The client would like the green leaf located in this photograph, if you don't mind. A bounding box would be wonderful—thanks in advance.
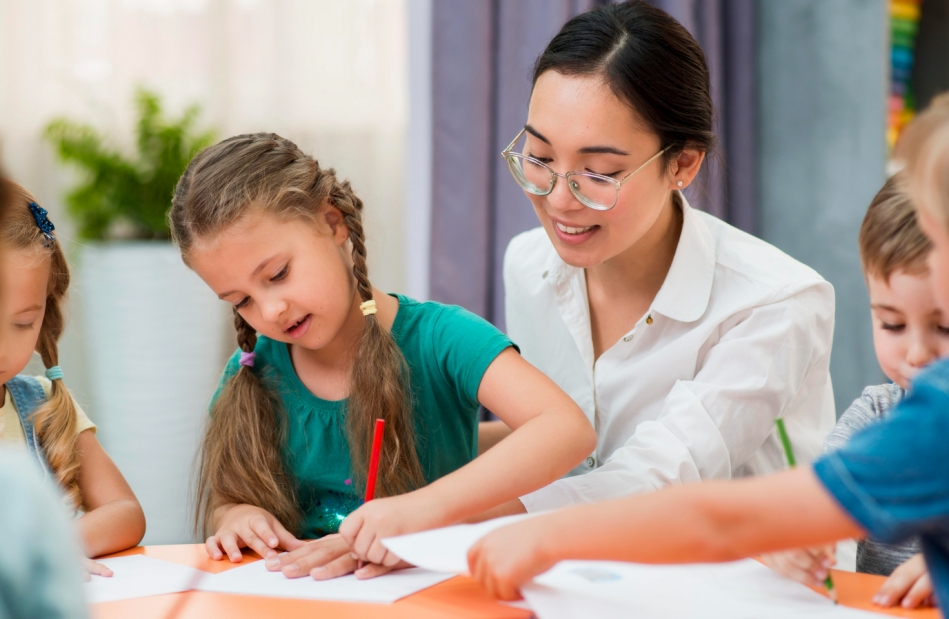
[44,88,217,240]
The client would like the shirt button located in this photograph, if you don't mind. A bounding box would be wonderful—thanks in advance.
[585,456,595,467]
[542,270,549,279]
[623,334,633,342]
[646,314,653,325]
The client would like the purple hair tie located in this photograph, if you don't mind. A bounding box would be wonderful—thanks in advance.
[239,351,256,367]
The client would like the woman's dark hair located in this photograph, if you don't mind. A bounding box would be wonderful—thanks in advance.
[533,0,715,168]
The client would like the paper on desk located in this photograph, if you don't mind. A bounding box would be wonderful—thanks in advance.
[381,514,536,573]
[524,559,884,619]
[83,555,207,604]
[196,560,453,603]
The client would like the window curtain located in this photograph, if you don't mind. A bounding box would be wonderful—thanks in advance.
[429,0,759,329]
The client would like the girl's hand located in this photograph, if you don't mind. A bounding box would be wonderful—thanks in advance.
[206,504,304,563]
[760,545,836,587]
[267,534,404,580]
[468,518,558,601]
[873,554,935,608]
[339,492,445,567]
[83,558,113,580]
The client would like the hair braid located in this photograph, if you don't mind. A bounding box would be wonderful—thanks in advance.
[326,177,425,496]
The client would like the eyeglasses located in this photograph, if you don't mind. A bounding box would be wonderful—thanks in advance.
[500,128,667,211]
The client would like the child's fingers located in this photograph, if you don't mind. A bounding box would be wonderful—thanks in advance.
[205,536,225,561]
[271,536,350,574]
[311,553,359,580]
[338,511,363,547]
[363,538,389,566]
[272,520,304,552]
[350,529,376,563]
[901,573,934,608]
[874,554,927,607]
[243,533,275,560]
[218,531,244,563]
[247,518,280,557]
[354,562,394,580]
[84,559,114,578]
[281,540,350,579]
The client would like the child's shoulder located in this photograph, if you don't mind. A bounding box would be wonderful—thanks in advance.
[393,294,501,335]
[857,382,906,417]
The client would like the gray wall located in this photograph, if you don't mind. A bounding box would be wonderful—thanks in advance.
[757,0,887,414]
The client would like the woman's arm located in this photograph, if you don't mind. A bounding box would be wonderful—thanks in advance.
[469,467,864,600]
[340,348,596,565]
[75,430,146,557]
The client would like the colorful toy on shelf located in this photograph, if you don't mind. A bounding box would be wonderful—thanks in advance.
[888,0,922,152]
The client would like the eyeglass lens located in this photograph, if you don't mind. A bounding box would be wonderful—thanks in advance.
[506,155,616,210]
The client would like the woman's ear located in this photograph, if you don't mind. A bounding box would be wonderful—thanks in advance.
[670,148,706,190]
[323,206,350,246]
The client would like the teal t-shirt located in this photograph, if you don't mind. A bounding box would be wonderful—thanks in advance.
[213,294,515,538]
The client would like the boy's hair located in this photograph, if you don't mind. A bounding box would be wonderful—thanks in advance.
[896,93,949,224]
[859,173,931,281]
[0,179,82,509]
[170,133,425,536]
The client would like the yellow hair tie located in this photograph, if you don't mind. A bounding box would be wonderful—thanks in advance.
[359,300,378,316]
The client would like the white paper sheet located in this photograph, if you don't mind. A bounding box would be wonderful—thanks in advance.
[83,555,207,604]
[526,559,885,619]
[381,514,535,573]
[196,560,453,603]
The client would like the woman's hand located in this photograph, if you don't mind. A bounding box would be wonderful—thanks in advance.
[206,504,304,563]
[339,491,446,568]
[82,557,113,580]
[873,554,935,608]
[267,534,404,580]
[760,546,836,587]
[467,517,558,601]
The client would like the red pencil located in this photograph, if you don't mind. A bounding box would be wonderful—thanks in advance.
[357,418,385,571]
[365,418,385,503]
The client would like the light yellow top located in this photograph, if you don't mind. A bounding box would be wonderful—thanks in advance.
[0,376,96,446]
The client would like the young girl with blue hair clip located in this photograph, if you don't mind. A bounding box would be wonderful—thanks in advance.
[0,180,145,574]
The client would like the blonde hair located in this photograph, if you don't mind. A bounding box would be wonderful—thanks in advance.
[859,173,931,281]
[896,93,949,225]
[170,133,425,536]
[0,179,82,509]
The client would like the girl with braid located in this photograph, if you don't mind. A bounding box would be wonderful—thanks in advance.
[170,133,595,580]
[0,180,146,575]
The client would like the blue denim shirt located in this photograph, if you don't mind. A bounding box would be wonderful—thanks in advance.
[814,358,949,607]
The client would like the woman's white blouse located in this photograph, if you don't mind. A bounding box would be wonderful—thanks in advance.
[506,199,836,512]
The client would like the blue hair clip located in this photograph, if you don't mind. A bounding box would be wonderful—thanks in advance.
[28,202,56,245]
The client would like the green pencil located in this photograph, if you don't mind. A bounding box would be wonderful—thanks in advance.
[775,418,838,604]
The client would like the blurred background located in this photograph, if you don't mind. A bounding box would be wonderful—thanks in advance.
[1,0,947,544]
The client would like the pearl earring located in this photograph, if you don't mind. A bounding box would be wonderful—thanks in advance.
[676,180,683,187]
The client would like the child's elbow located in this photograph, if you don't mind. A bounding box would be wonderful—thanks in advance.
[125,498,147,547]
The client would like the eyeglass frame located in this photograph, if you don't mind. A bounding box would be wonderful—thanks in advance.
[500,127,668,211]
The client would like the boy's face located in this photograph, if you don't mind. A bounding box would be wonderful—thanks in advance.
[868,267,949,389]
[917,205,949,317]
[0,247,48,389]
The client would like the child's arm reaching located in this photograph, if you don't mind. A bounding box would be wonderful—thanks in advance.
[75,429,146,558]
[339,347,596,568]
[468,467,863,600]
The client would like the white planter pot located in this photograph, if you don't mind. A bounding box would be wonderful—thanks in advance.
[76,242,227,544]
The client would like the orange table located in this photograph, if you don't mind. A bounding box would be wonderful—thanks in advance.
[91,545,939,619]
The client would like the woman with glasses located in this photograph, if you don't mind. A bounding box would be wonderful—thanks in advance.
[480,1,836,518]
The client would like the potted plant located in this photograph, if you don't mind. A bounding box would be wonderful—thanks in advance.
[46,89,223,544]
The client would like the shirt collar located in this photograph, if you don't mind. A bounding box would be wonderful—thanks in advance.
[650,194,716,323]
[544,192,716,324]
